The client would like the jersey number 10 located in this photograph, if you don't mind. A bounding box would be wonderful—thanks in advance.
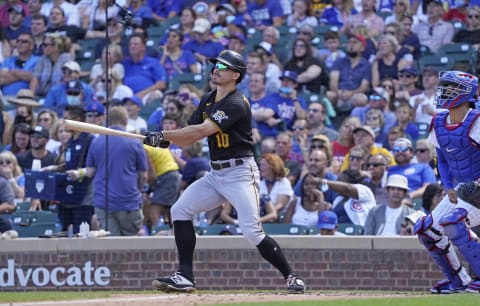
[215,132,230,148]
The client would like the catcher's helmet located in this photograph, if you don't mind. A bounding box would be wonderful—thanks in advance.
[436,71,478,109]
[209,50,247,82]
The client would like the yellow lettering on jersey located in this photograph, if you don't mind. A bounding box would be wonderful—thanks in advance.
[215,132,230,148]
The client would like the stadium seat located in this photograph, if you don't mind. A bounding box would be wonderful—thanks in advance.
[13,222,60,238]
[337,223,364,235]
[412,198,424,211]
[168,73,206,91]
[196,224,241,235]
[417,54,452,72]
[150,224,171,235]
[262,223,309,235]
[15,201,31,212]
[10,211,58,227]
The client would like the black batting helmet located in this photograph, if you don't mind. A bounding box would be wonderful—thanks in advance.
[209,50,247,82]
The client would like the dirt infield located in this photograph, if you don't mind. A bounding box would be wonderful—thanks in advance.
[2,292,426,306]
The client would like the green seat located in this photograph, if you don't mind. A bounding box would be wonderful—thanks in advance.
[15,201,31,212]
[76,38,102,60]
[13,222,60,238]
[412,198,424,211]
[10,211,58,226]
[196,224,240,235]
[418,54,452,72]
[337,223,364,235]
[262,223,309,235]
[168,73,206,91]
[150,224,171,235]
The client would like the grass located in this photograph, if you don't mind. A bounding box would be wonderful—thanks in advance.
[0,291,478,305]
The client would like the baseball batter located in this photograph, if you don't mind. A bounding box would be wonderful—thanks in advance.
[143,50,306,294]
[414,71,480,294]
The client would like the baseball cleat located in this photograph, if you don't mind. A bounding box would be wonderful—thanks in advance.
[430,279,467,294]
[152,272,196,293]
[286,273,305,294]
[466,279,480,293]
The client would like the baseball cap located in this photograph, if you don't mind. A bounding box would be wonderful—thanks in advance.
[8,4,25,16]
[422,66,439,75]
[255,41,273,55]
[85,101,105,115]
[192,1,209,15]
[371,87,390,101]
[353,125,375,138]
[216,3,236,15]
[30,125,50,139]
[229,32,246,44]
[66,81,83,95]
[386,174,409,191]
[317,211,338,230]
[399,66,417,76]
[312,134,330,145]
[349,34,367,48]
[192,18,211,34]
[393,137,412,148]
[279,70,298,83]
[123,95,143,108]
[62,61,81,73]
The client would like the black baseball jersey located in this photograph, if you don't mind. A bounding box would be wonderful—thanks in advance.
[188,89,254,161]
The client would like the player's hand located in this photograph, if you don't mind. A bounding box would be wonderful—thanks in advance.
[144,131,170,148]
[447,188,458,204]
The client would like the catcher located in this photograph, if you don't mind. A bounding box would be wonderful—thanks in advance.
[414,71,480,294]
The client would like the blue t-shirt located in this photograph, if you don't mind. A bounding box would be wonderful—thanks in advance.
[331,56,371,90]
[147,0,183,18]
[388,163,437,192]
[147,107,165,131]
[319,7,357,27]
[86,126,147,211]
[181,156,210,185]
[1,55,40,95]
[43,81,95,116]
[122,56,167,93]
[183,39,224,59]
[162,50,196,79]
[247,0,284,27]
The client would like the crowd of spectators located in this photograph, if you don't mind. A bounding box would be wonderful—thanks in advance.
[0,0,478,237]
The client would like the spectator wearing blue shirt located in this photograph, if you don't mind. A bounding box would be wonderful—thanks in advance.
[326,34,371,112]
[43,61,95,117]
[160,27,199,80]
[122,33,167,104]
[265,70,306,135]
[147,0,183,22]
[5,5,30,45]
[180,141,210,191]
[0,32,39,96]
[183,18,224,66]
[247,0,284,28]
[388,138,436,199]
[81,106,148,236]
[128,0,154,27]
[319,1,358,27]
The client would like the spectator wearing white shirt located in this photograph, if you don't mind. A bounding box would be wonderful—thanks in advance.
[41,0,80,27]
[363,174,416,236]
[122,95,147,134]
[410,66,440,124]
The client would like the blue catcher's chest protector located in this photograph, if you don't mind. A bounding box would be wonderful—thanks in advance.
[433,110,480,185]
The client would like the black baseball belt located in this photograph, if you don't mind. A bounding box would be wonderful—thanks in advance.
[210,159,244,170]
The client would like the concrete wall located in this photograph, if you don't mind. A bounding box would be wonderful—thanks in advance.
[0,236,451,292]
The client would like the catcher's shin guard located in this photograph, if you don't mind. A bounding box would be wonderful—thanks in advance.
[414,215,471,288]
[440,208,480,276]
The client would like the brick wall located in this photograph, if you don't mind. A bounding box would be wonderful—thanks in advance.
[0,236,453,292]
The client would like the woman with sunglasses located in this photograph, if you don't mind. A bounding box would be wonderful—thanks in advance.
[31,34,73,97]
[453,6,480,49]
[0,151,25,200]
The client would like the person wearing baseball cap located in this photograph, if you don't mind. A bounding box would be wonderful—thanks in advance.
[410,66,439,125]
[84,101,105,126]
[388,137,436,198]
[340,125,395,172]
[364,174,417,236]
[122,96,147,134]
[42,60,95,116]
[184,18,223,64]
[317,211,345,236]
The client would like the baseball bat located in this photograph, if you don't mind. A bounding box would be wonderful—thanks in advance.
[64,119,145,140]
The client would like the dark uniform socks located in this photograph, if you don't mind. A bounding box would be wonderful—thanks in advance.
[256,235,293,279]
[173,220,196,282]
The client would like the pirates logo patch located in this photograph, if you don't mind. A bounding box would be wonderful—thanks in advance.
[212,110,229,123]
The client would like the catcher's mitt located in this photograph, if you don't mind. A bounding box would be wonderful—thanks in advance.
[457,181,480,208]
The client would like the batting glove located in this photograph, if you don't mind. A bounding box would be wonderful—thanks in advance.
[144,131,170,148]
